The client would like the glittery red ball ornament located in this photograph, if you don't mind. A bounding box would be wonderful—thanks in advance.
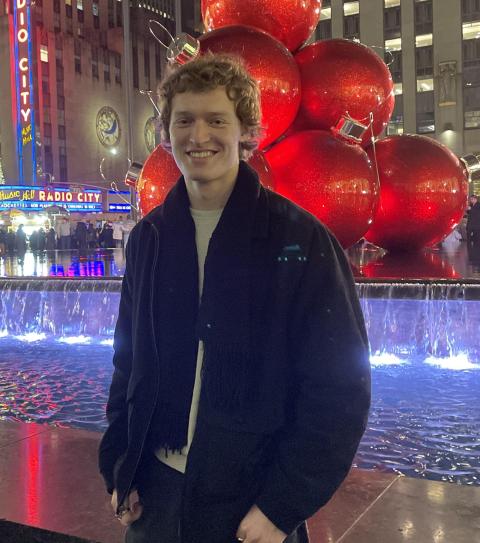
[265,130,379,248]
[294,39,395,146]
[199,25,301,149]
[138,145,276,216]
[137,145,179,217]
[364,135,469,252]
[201,0,322,53]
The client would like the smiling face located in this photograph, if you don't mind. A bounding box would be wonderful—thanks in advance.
[169,86,247,187]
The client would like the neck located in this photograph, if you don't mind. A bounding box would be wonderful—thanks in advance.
[185,164,239,211]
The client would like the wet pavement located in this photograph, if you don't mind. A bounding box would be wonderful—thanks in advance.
[0,421,478,543]
[1,240,480,281]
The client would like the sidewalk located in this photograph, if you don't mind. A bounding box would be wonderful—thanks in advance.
[0,421,478,543]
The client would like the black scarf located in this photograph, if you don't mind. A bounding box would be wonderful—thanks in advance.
[149,161,262,451]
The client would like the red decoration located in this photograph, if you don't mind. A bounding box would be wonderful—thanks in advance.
[294,39,395,146]
[265,130,379,248]
[137,145,179,217]
[138,145,276,216]
[364,135,469,252]
[201,0,322,53]
[199,25,301,149]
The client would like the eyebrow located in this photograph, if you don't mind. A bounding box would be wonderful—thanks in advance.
[172,111,232,117]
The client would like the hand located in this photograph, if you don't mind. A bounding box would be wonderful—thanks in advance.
[236,504,287,543]
[111,488,143,527]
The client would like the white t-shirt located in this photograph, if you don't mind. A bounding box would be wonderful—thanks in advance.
[155,206,223,473]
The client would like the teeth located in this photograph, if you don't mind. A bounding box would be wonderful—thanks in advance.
[189,151,215,158]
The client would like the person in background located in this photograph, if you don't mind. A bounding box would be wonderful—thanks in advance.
[112,216,125,249]
[15,224,27,264]
[76,219,88,250]
[57,218,71,250]
[29,229,39,252]
[99,54,370,543]
[100,222,114,248]
[6,227,16,254]
[37,228,46,252]
[46,227,57,251]
[466,195,480,244]
[87,222,98,249]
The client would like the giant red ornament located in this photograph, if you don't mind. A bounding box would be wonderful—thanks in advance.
[265,130,379,248]
[294,39,395,146]
[137,145,275,216]
[199,25,301,149]
[364,135,468,252]
[201,0,322,53]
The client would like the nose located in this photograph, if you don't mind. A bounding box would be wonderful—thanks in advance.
[189,120,211,145]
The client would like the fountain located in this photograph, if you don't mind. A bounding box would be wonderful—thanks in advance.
[0,276,479,485]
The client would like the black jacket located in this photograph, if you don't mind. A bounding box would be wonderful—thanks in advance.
[98,169,371,541]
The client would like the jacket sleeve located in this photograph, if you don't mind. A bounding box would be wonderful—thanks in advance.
[98,230,136,493]
[255,224,371,534]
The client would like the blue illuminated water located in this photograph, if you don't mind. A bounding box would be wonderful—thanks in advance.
[1,283,479,485]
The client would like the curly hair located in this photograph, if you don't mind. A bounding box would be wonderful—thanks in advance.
[157,53,262,160]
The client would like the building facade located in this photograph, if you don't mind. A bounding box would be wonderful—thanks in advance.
[0,0,200,190]
[316,0,480,170]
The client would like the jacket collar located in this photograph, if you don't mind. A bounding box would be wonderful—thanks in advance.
[143,160,269,239]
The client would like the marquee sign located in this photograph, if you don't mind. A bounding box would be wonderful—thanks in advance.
[0,186,103,212]
[8,0,37,183]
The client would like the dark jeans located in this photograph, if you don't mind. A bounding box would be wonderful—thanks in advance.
[125,457,309,543]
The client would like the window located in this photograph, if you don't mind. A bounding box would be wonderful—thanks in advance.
[387,93,403,135]
[384,6,401,40]
[92,2,99,16]
[58,125,66,140]
[56,65,64,82]
[44,123,52,137]
[144,39,150,88]
[40,45,48,62]
[344,14,360,40]
[463,36,480,128]
[108,0,114,27]
[462,0,480,22]
[41,62,49,77]
[414,0,432,35]
[116,2,122,26]
[317,19,332,40]
[103,49,111,83]
[416,45,433,76]
[53,0,60,13]
[58,95,65,110]
[93,63,99,79]
[114,52,121,84]
[416,90,435,133]
[387,50,403,83]
[78,8,84,23]
[74,39,81,74]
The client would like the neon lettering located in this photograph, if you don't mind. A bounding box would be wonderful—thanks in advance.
[20,108,30,122]
[17,28,28,43]
[19,58,28,71]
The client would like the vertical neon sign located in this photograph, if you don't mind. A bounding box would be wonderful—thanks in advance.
[10,0,37,185]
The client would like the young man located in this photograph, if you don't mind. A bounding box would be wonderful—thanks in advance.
[99,54,371,543]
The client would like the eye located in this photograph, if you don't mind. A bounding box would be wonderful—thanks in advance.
[210,118,226,126]
[174,118,191,126]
